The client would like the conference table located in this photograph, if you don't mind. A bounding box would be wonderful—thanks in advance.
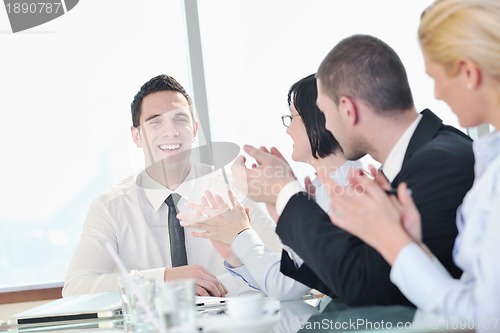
[1,295,476,333]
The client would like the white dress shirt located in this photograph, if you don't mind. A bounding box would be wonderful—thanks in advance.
[62,163,281,297]
[225,161,361,300]
[391,131,500,327]
[382,114,422,182]
[314,160,362,211]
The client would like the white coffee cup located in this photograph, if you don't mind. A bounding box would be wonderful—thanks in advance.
[227,294,264,320]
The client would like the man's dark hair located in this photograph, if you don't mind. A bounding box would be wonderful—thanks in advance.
[316,34,414,115]
[131,74,193,127]
[288,74,341,158]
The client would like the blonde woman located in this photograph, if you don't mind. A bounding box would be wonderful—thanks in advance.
[324,0,500,326]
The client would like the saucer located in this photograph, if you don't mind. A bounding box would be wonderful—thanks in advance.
[198,313,280,333]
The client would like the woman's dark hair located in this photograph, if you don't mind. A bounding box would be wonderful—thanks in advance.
[287,74,341,158]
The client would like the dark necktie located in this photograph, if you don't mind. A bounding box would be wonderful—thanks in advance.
[165,193,188,267]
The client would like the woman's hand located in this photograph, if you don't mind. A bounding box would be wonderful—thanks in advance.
[178,190,251,245]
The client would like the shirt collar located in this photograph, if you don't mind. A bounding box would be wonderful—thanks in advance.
[382,114,422,182]
[312,160,362,187]
[139,166,197,211]
[473,130,500,177]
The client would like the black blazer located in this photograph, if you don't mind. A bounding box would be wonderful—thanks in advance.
[276,109,475,306]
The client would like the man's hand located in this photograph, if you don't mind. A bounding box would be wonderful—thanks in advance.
[164,264,228,297]
[368,165,422,243]
[178,190,251,245]
[231,145,296,204]
[318,167,416,265]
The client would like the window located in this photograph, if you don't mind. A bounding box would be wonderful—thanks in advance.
[197,0,462,178]
[1,0,473,292]
[0,0,190,290]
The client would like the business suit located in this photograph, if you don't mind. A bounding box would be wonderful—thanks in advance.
[276,109,475,306]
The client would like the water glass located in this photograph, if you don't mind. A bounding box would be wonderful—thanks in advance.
[155,279,196,333]
[119,274,157,332]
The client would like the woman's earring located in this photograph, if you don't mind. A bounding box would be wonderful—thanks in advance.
[466,83,473,90]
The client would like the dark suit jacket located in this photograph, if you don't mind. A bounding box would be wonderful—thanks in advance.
[276,109,474,306]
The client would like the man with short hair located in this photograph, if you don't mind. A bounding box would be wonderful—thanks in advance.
[63,74,281,297]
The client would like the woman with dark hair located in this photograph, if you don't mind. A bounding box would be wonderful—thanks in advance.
[178,74,359,300]
[283,73,360,212]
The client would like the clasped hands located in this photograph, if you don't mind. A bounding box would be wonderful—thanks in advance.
[226,143,423,265]
[177,189,251,269]
[175,143,297,274]
[178,142,422,275]
[177,189,250,245]
[168,190,247,297]
[230,145,297,204]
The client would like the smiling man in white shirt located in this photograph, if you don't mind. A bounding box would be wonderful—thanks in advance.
[63,74,280,297]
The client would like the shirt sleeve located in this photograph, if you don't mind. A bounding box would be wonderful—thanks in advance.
[239,195,282,254]
[139,267,167,285]
[224,261,260,290]
[474,195,500,323]
[63,197,168,296]
[276,180,304,215]
[281,244,305,268]
[390,242,454,314]
[63,199,123,296]
[277,181,308,268]
[228,229,311,301]
[391,242,488,324]
[392,191,500,324]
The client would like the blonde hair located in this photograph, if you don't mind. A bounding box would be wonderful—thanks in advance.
[419,0,500,85]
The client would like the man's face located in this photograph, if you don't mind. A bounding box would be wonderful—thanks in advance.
[132,90,198,170]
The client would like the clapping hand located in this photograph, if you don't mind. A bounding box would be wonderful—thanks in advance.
[177,190,249,267]
[318,165,420,265]
[231,145,297,204]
